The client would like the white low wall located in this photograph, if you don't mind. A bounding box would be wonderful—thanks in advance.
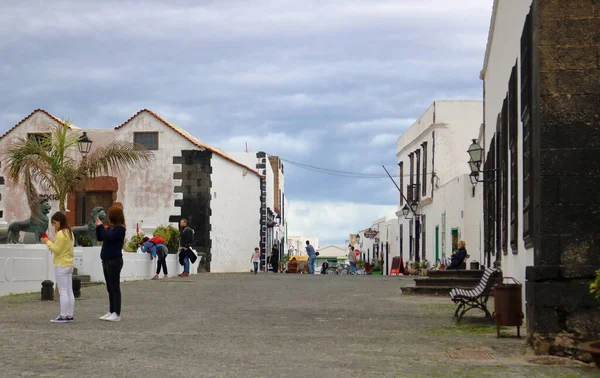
[74,247,199,282]
[1,245,199,296]
[0,244,54,297]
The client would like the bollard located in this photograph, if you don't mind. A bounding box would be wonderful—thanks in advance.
[41,280,54,301]
[72,277,81,298]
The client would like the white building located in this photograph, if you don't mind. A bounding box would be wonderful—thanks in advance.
[0,109,262,273]
[230,152,288,271]
[354,216,399,274]
[479,0,599,356]
[287,235,319,255]
[395,101,483,267]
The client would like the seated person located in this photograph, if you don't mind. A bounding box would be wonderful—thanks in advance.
[447,241,468,269]
[321,261,329,274]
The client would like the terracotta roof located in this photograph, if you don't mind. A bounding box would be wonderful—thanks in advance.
[114,109,263,178]
[0,109,80,141]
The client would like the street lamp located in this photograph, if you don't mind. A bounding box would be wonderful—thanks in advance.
[77,132,93,225]
[276,214,281,226]
[77,132,93,157]
[467,139,483,169]
[466,139,500,185]
[355,233,361,244]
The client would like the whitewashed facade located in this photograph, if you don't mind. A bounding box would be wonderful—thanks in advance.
[396,101,483,267]
[0,109,263,273]
[479,0,533,304]
[356,216,400,274]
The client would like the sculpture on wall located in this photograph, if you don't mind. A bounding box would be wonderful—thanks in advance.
[7,197,52,244]
[72,206,106,246]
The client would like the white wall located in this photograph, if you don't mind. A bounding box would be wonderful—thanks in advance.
[210,154,261,272]
[0,245,198,296]
[398,175,482,266]
[74,248,198,282]
[481,0,534,312]
[0,111,69,229]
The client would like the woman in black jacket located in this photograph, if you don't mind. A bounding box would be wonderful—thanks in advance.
[96,205,126,322]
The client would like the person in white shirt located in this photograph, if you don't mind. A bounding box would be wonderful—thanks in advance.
[348,249,358,274]
[251,247,261,274]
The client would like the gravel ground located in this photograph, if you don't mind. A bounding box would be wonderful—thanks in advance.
[0,273,597,378]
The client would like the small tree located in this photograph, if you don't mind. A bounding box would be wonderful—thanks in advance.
[5,121,153,212]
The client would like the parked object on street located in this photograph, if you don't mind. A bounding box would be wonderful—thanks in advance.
[492,277,524,338]
[449,267,501,324]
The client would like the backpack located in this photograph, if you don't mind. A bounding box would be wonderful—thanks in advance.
[149,236,165,245]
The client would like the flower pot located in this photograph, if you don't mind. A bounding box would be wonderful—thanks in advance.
[372,271,382,275]
[579,340,600,369]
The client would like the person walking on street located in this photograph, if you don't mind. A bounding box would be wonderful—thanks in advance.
[251,247,261,274]
[271,243,279,273]
[305,240,316,274]
[41,212,75,323]
[348,249,358,274]
[178,219,194,277]
[96,206,126,322]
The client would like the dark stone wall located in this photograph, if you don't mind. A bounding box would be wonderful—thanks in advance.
[256,152,267,270]
[170,150,212,272]
[527,0,600,359]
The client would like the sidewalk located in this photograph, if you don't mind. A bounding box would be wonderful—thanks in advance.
[0,273,595,377]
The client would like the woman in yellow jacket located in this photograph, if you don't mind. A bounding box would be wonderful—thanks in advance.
[41,212,75,323]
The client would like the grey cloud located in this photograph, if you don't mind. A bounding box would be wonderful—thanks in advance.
[0,0,492,242]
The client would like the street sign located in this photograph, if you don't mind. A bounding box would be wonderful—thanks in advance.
[363,228,378,239]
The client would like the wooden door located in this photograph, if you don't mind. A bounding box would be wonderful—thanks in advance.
[76,191,113,225]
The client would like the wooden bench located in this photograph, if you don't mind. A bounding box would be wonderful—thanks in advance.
[449,267,501,324]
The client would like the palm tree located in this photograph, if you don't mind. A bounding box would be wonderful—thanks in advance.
[4,120,154,213]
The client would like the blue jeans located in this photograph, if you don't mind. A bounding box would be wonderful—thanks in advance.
[253,262,258,274]
[183,256,190,274]
[350,261,357,273]
[308,255,316,274]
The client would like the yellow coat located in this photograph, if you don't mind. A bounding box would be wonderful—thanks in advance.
[45,230,74,267]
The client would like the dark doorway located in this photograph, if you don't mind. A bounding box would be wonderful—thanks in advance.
[76,191,113,226]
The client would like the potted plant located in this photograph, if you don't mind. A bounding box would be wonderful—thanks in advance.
[579,269,600,368]
[278,259,287,273]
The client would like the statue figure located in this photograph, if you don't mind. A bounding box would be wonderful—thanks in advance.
[72,206,106,246]
[7,198,52,243]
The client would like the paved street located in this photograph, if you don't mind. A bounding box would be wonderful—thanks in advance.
[0,273,596,378]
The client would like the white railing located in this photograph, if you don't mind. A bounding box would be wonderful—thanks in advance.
[1,245,199,296]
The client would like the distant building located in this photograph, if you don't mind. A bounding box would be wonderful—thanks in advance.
[396,100,483,267]
[0,109,263,273]
[287,235,319,255]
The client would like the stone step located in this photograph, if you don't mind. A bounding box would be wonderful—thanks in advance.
[73,275,91,283]
[414,277,481,288]
[402,286,454,296]
[427,270,485,279]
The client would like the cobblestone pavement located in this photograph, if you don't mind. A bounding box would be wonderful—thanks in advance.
[0,273,597,378]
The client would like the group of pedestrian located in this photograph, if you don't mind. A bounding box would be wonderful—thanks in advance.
[252,240,318,274]
[41,205,195,324]
[41,205,126,323]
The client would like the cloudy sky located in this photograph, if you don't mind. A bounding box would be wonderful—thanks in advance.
[0,0,492,245]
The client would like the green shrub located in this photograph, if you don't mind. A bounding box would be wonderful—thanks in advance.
[124,233,145,252]
[153,225,180,254]
[78,235,92,247]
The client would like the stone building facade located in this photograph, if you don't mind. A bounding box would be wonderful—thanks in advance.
[0,109,263,273]
[480,0,599,358]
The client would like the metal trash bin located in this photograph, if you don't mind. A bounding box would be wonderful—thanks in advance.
[470,261,480,270]
[492,277,524,338]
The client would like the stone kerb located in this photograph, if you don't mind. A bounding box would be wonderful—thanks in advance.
[0,244,54,296]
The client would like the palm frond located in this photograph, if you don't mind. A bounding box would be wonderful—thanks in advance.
[83,140,154,177]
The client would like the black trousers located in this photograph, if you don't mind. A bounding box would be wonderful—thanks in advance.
[102,258,123,315]
[271,257,279,272]
[156,257,168,275]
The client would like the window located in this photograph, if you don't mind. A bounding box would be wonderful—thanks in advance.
[409,153,414,186]
[421,214,426,260]
[422,142,428,196]
[500,97,509,255]
[27,133,51,144]
[431,132,435,198]
[399,162,404,205]
[509,63,519,253]
[521,10,534,248]
[134,132,159,150]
